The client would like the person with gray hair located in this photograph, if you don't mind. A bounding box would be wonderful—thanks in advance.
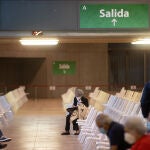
[124,116,150,150]
[61,88,89,135]
[96,113,131,150]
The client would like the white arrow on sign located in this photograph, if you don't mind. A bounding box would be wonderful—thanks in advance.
[111,19,117,26]
[83,5,87,10]
[63,70,66,74]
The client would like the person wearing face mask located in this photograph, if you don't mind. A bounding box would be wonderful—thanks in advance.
[61,88,89,135]
[96,113,131,150]
[140,81,150,132]
[124,116,150,150]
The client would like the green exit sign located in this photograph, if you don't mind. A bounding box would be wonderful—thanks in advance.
[80,4,149,28]
[52,61,76,75]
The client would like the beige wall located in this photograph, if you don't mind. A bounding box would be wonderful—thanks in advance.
[0,43,108,98]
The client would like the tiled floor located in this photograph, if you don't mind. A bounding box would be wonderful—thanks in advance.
[2,99,82,150]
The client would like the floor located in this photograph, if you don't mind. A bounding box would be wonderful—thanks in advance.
[2,99,82,150]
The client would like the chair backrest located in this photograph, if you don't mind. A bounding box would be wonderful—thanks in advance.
[62,90,75,104]
[83,107,95,124]
[123,90,134,100]
[0,96,11,112]
[5,92,16,106]
[120,99,129,113]
[116,87,126,98]
[88,109,98,127]
[130,102,140,115]
[125,101,136,115]
[93,87,100,94]
[115,98,124,111]
[93,91,110,111]
[103,95,118,114]
[91,90,101,100]
[136,92,142,102]
[131,92,139,101]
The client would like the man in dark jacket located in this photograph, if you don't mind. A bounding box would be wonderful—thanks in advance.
[61,89,89,135]
[140,81,150,118]
[140,81,150,132]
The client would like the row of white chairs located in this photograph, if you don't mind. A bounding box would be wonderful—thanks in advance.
[0,86,28,128]
[103,95,141,124]
[78,88,111,149]
[5,86,28,113]
[89,87,141,103]
[116,87,142,102]
[89,87,110,111]
[79,87,143,150]
[77,107,110,150]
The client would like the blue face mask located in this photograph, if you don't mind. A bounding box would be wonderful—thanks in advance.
[147,121,150,132]
[99,128,106,134]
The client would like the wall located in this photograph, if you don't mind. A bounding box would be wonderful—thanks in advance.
[0,43,108,98]
[108,43,150,90]
[0,58,21,94]
[47,43,108,97]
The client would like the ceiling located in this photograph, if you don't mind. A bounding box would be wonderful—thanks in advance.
[0,31,150,44]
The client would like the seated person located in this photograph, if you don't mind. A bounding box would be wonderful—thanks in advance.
[124,116,150,150]
[96,113,131,150]
[61,88,89,135]
[0,129,11,149]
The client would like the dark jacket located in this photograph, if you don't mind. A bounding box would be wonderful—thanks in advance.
[107,122,131,150]
[73,96,89,107]
[141,82,150,118]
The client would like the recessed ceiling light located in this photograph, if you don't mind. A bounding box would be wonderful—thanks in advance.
[132,38,150,44]
[19,39,59,45]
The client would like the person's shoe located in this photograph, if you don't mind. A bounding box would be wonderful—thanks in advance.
[0,136,12,142]
[61,131,70,135]
[74,130,80,135]
[0,143,7,149]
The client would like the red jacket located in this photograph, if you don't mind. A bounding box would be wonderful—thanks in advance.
[131,135,150,150]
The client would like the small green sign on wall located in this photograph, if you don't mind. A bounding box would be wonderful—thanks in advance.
[52,61,76,75]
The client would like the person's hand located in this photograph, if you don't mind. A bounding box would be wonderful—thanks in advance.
[78,103,82,106]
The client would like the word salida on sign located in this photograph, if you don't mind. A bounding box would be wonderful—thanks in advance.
[59,64,70,70]
[99,9,129,18]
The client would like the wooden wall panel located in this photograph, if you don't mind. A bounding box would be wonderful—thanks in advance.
[0,43,108,98]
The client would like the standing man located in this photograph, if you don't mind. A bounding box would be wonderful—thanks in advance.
[61,89,89,135]
[140,81,150,131]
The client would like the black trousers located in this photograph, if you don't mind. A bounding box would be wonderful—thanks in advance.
[0,130,3,137]
[65,113,79,131]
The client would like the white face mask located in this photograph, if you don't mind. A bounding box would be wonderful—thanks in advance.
[124,133,136,144]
